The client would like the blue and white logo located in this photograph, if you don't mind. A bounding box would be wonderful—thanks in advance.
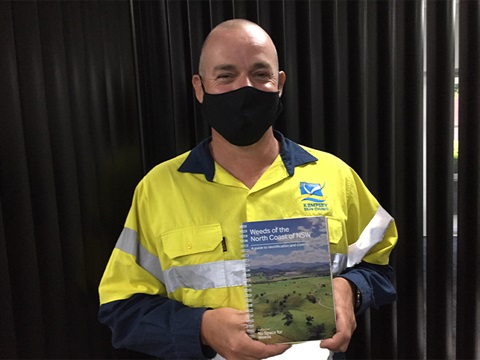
[300,182,326,203]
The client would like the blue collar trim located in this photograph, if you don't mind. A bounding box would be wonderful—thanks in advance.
[177,131,318,182]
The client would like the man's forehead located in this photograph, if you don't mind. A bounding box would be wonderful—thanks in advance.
[207,29,268,52]
[198,21,279,75]
[206,33,277,67]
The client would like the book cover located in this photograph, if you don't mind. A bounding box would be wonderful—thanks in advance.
[242,216,336,344]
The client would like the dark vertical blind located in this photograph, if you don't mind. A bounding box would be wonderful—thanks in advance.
[426,1,455,358]
[1,0,479,359]
[0,1,143,358]
[393,1,426,358]
[456,1,480,359]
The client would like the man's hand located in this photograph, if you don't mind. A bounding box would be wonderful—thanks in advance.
[320,277,357,353]
[201,307,291,360]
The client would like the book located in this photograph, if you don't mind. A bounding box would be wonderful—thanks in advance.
[242,216,336,344]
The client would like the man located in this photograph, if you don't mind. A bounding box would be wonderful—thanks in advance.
[98,19,397,360]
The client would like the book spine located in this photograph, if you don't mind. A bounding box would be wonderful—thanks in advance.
[241,223,257,339]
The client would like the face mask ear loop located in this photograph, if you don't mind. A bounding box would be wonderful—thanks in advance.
[199,75,206,94]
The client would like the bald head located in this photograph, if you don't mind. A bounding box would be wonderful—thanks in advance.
[198,19,279,77]
[192,19,285,103]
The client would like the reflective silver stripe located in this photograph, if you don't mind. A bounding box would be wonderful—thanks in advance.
[115,228,246,293]
[331,253,348,276]
[347,206,393,267]
[115,227,165,284]
[164,260,246,293]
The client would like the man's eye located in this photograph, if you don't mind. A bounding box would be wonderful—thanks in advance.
[255,72,271,79]
[217,74,233,79]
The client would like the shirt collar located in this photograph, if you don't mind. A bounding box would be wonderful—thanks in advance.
[177,131,318,182]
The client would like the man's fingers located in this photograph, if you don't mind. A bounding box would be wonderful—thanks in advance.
[320,334,349,353]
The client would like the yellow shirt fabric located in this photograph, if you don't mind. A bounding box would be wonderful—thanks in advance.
[99,134,397,312]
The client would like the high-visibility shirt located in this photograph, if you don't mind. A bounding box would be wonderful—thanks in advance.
[98,131,397,359]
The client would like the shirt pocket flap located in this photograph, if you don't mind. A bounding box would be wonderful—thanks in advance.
[327,217,348,254]
[162,224,223,259]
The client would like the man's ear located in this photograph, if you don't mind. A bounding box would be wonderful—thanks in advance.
[192,75,204,103]
[278,71,286,97]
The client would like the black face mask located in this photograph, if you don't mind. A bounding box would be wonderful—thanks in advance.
[201,86,283,146]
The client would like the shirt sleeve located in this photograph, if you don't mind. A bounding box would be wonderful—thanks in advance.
[338,261,397,315]
[98,180,217,359]
[341,168,398,314]
[98,294,217,359]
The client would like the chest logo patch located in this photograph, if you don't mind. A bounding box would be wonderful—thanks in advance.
[300,182,325,202]
[300,182,329,212]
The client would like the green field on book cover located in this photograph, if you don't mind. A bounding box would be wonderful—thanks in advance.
[242,216,336,344]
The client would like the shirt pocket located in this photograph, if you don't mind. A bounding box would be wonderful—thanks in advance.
[161,224,225,268]
[326,217,348,255]
[160,224,231,308]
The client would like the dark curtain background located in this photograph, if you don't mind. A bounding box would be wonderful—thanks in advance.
[0,0,478,359]
[0,1,143,358]
[456,1,480,359]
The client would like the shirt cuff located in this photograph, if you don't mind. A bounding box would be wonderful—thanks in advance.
[172,307,217,359]
[337,272,371,315]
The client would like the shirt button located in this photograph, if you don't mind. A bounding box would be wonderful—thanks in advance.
[187,242,193,249]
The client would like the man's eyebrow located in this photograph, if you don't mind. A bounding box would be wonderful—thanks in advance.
[212,64,237,72]
[249,61,273,71]
[212,62,273,73]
